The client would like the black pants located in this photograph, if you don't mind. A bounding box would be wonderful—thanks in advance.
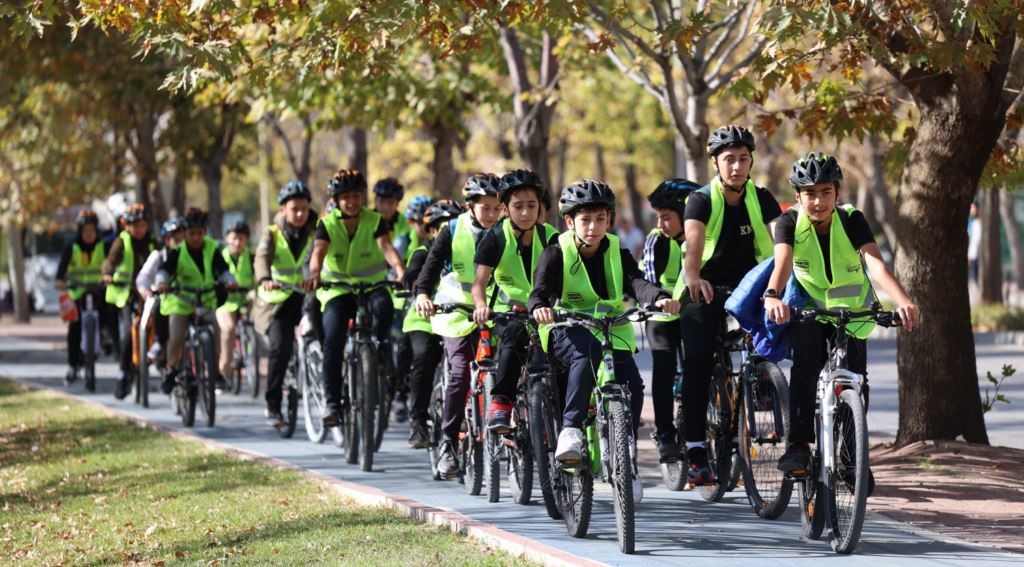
[322,290,394,413]
[265,292,306,411]
[394,323,412,397]
[646,319,683,437]
[489,318,536,401]
[407,330,443,423]
[116,301,137,375]
[66,291,113,367]
[789,320,868,444]
[679,295,727,443]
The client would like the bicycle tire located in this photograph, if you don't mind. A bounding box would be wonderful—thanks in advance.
[199,330,217,428]
[556,464,593,538]
[699,366,732,501]
[529,378,562,518]
[180,364,197,428]
[739,361,793,519]
[303,341,329,443]
[280,385,299,438]
[508,385,533,506]
[136,318,150,408]
[428,365,445,481]
[484,372,501,503]
[608,398,636,554]
[464,428,485,496]
[661,401,688,491]
[246,325,261,399]
[800,478,826,540]
[359,343,377,472]
[344,348,360,464]
[373,350,390,452]
[83,314,97,393]
[230,335,243,395]
[826,389,869,554]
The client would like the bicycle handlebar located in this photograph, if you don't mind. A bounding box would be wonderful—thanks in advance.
[548,306,670,329]
[792,306,902,328]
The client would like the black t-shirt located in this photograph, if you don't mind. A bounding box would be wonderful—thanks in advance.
[774,207,875,281]
[474,219,558,283]
[314,213,390,242]
[684,186,782,287]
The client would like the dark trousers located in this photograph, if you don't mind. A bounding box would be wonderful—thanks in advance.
[66,291,113,367]
[489,319,535,401]
[394,324,412,397]
[116,301,137,375]
[679,295,727,443]
[550,326,644,434]
[322,290,394,412]
[408,330,444,423]
[646,319,683,437]
[789,320,868,444]
[265,292,305,410]
[441,333,478,440]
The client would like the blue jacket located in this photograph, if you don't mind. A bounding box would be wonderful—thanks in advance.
[723,257,807,362]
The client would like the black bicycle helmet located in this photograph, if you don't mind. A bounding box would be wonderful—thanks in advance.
[225,220,250,237]
[423,199,464,230]
[372,177,405,200]
[182,207,208,229]
[122,204,147,224]
[160,217,183,239]
[559,179,616,216]
[498,169,544,204]
[328,168,367,196]
[76,210,99,227]
[707,124,756,157]
[277,181,312,205]
[462,173,501,201]
[648,178,700,215]
[405,195,434,221]
[790,152,843,187]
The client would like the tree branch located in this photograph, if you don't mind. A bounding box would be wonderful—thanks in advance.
[580,25,666,104]
[699,1,745,77]
[707,33,768,92]
[705,1,756,84]
[269,113,302,179]
[589,2,666,64]
[498,25,531,120]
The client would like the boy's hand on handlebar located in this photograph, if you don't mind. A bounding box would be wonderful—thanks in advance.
[654,298,680,315]
[415,294,435,318]
[532,307,554,325]
[765,297,790,324]
[473,305,492,326]
[896,302,919,331]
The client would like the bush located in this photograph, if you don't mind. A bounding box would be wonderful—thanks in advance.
[971,304,1024,331]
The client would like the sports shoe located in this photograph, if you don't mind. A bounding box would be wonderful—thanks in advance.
[64,366,80,386]
[408,420,430,449]
[656,430,682,461]
[214,374,229,394]
[322,409,341,428]
[686,446,715,486]
[555,427,586,462]
[632,476,644,504]
[113,373,131,400]
[393,398,410,424]
[486,395,513,432]
[777,443,811,474]
[266,410,286,428]
[160,369,177,395]
[146,342,162,362]
[437,439,459,477]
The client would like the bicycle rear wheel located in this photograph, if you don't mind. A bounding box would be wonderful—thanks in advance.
[826,389,869,554]
[358,344,378,472]
[507,387,533,505]
[373,350,390,452]
[303,341,329,443]
[245,325,261,398]
[800,477,826,540]
[83,314,97,393]
[344,347,360,464]
[230,336,243,395]
[699,366,733,501]
[739,361,792,519]
[556,464,593,538]
[463,430,485,496]
[528,378,561,518]
[608,398,636,554]
[198,330,217,428]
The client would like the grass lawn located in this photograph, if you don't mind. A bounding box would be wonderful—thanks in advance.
[0,379,534,565]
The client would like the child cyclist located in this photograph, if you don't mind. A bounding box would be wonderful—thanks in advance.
[470,169,559,433]
[640,178,700,459]
[529,179,681,502]
[216,221,254,391]
[413,174,503,476]
[136,216,185,366]
[403,199,461,449]
[763,152,919,475]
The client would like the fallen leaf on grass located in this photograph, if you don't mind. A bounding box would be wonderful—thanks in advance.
[144,524,158,537]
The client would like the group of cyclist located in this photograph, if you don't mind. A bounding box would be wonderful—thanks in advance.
[56,123,921,523]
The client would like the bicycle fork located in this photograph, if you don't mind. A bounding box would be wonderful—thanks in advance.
[816,369,864,477]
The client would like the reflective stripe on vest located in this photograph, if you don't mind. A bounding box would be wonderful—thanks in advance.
[539,232,636,352]
[106,232,153,308]
[219,247,253,313]
[258,225,312,305]
[792,204,876,339]
[317,208,387,308]
[160,237,218,316]
[639,229,683,322]
[67,241,106,301]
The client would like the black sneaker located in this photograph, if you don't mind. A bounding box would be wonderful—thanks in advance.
[322,409,341,428]
[656,431,682,461]
[777,443,812,474]
[408,421,430,449]
[215,374,229,393]
[394,398,410,424]
[64,366,80,386]
[686,446,715,486]
[100,328,115,357]
[161,369,177,395]
[113,373,131,400]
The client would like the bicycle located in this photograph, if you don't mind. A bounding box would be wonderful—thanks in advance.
[426,359,449,481]
[653,347,687,491]
[548,306,667,555]
[135,291,160,408]
[789,305,900,554]
[162,284,220,428]
[66,281,104,393]
[325,280,406,472]
[226,293,261,397]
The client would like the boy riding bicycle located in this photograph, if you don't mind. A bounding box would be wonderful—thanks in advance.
[216,221,254,391]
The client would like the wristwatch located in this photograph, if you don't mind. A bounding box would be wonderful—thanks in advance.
[762,288,779,299]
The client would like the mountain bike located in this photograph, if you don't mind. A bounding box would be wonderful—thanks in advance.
[226,294,260,397]
[427,360,449,481]
[654,346,687,491]
[163,284,220,428]
[789,305,900,554]
[66,281,104,393]
[135,291,160,407]
[549,306,667,555]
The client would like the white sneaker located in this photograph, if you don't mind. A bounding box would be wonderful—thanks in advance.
[632,476,644,504]
[555,427,585,462]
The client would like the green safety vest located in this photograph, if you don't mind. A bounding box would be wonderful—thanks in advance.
[316,208,388,308]
[401,243,433,334]
[539,232,636,353]
[389,213,413,311]
[160,237,219,316]
[218,247,253,313]
[67,241,106,301]
[672,178,774,300]
[257,225,312,305]
[106,232,154,308]
[792,204,876,339]
[639,229,683,322]
[431,213,484,338]
[493,219,556,312]
[405,230,421,263]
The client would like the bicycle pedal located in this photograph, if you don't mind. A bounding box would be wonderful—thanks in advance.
[788,468,807,479]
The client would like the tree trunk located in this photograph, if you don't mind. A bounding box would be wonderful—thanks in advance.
[202,164,224,238]
[554,135,568,195]
[893,94,1002,446]
[426,121,461,200]
[863,134,899,250]
[348,127,368,175]
[258,118,274,229]
[999,188,1024,302]
[673,132,688,179]
[978,187,1002,304]
[623,158,647,233]
[681,92,710,183]
[170,156,186,216]
[5,221,30,322]
[594,143,606,181]
[129,101,168,224]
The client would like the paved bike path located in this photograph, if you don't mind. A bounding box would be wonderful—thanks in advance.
[1,332,1020,566]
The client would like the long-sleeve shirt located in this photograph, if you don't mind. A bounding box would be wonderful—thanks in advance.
[254,211,318,284]
[102,234,155,279]
[135,249,166,293]
[527,237,670,314]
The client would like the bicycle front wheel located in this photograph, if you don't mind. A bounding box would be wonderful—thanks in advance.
[427,365,445,481]
[739,361,792,519]
[826,389,869,554]
[136,319,150,407]
[357,344,378,472]
[529,378,562,518]
[245,325,261,398]
[198,330,217,428]
[484,372,501,503]
[303,341,329,443]
[607,398,636,554]
[83,315,97,393]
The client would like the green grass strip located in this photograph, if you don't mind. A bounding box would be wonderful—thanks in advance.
[0,379,534,566]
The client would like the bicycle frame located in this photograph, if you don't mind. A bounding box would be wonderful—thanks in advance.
[814,325,867,479]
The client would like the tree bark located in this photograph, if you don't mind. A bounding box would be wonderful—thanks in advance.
[170,155,186,216]
[623,158,647,233]
[673,132,688,179]
[129,99,167,225]
[4,221,30,322]
[594,143,606,182]
[258,117,274,229]
[347,127,368,175]
[554,136,568,194]
[426,121,461,200]
[978,187,1003,304]
[999,188,1024,298]
[195,103,239,238]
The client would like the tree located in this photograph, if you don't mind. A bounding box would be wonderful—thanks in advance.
[763,1,1024,445]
